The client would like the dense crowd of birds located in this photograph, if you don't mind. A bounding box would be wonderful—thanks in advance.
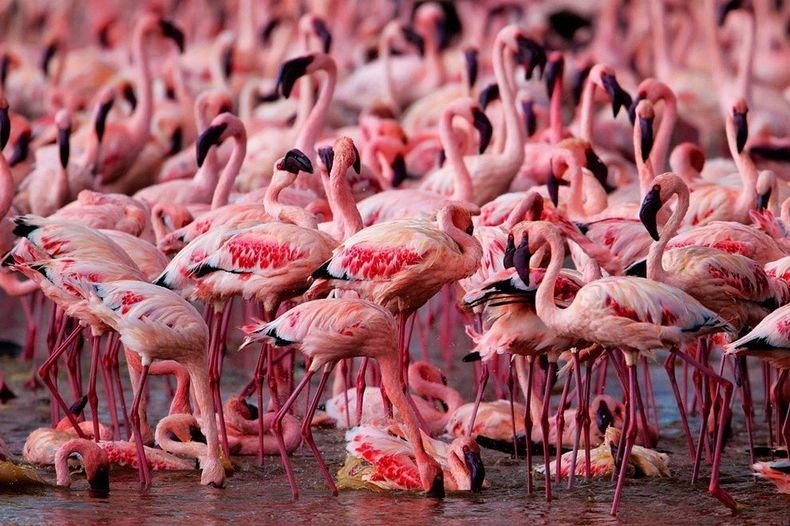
[0,0,788,515]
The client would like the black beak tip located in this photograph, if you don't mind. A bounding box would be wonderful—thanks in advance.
[462,351,482,363]
[317,146,334,174]
[547,169,560,207]
[282,148,313,174]
[88,466,110,497]
[465,450,485,493]
[472,108,492,154]
[351,143,361,174]
[276,55,314,99]
[159,20,185,53]
[312,18,332,54]
[426,473,445,498]
[639,186,663,241]
[196,122,227,167]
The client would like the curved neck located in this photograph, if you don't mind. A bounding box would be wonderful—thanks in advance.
[380,29,399,112]
[492,34,523,157]
[701,0,727,86]
[155,418,208,460]
[549,78,563,144]
[726,120,758,219]
[294,64,336,156]
[649,0,670,81]
[651,96,676,173]
[378,353,435,480]
[440,114,473,202]
[0,153,13,218]
[438,211,482,273]
[734,14,755,102]
[410,375,464,418]
[210,130,246,209]
[533,226,568,329]
[647,180,689,282]
[264,170,317,228]
[635,128,655,197]
[578,78,598,143]
[129,25,155,144]
[328,155,363,240]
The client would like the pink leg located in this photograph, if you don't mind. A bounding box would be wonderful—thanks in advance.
[664,351,696,461]
[610,361,639,515]
[643,355,659,432]
[299,366,338,495]
[466,363,489,436]
[38,326,85,437]
[508,360,518,459]
[568,351,587,488]
[253,342,267,466]
[735,356,755,465]
[20,294,36,361]
[99,335,120,440]
[555,368,571,484]
[207,309,229,457]
[87,335,102,441]
[582,358,593,479]
[763,363,774,450]
[274,368,316,499]
[524,356,535,494]
[130,362,152,488]
[108,337,131,440]
[540,360,557,502]
[355,357,369,426]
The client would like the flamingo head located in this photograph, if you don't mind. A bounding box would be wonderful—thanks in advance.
[635,99,655,163]
[544,52,564,99]
[503,232,516,269]
[401,25,426,57]
[446,436,486,492]
[521,99,536,137]
[277,148,313,174]
[275,54,320,98]
[0,94,9,150]
[463,47,478,89]
[599,68,632,118]
[584,145,614,193]
[515,36,546,80]
[731,98,749,153]
[93,86,115,143]
[421,457,445,498]
[477,82,499,110]
[639,183,663,241]
[158,19,185,53]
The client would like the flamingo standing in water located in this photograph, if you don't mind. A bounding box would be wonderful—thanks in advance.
[240,298,445,499]
[70,280,224,489]
[54,438,110,495]
[516,221,734,514]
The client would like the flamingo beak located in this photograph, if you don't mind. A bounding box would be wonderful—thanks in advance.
[628,92,645,125]
[238,337,255,351]
[390,154,408,188]
[0,104,10,150]
[425,472,445,498]
[639,184,663,241]
[547,166,561,207]
[7,131,30,166]
[122,83,137,111]
[243,399,260,420]
[40,41,58,77]
[513,232,531,287]
[159,20,185,53]
[190,425,208,444]
[402,26,425,57]
[58,125,71,169]
[260,18,281,45]
[601,73,633,118]
[465,449,485,493]
[472,107,493,154]
[351,142,361,174]
[639,114,655,162]
[733,109,748,153]
[544,55,564,99]
[279,148,313,174]
[515,36,547,80]
[221,46,233,80]
[477,83,499,110]
[168,126,184,156]
[463,48,478,89]
[757,187,771,211]
[88,464,110,497]
[503,232,515,269]
[585,148,614,193]
[275,55,315,99]
[595,401,615,434]
[312,18,332,54]
[95,97,114,143]
[521,100,536,137]
[196,122,228,167]
[318,146,334,174]
[462,351,481,362]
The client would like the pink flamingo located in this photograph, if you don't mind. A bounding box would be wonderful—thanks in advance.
[220,397,302,456]
[72,280,224,488]
[518,220,735,513]
[339,424,485,493]
[54,438,109,495]
[240,298,446,498]
[133,112,246,209]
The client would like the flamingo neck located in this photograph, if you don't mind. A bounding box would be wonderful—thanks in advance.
[647,178,689,282]
[649,0,670,81]
[439,212,483,273]
[734,14,755,103]
[726,120,758,219]
[294,64,336,156]
[578,77,598,143]
[186,361,223,482]
[328,159,363,240]
[701,0,727,87]
[0,153,13,218]
[411,376,464,420]
[492,37,523,159]
[440,113,473,202]
[549,79,563,144]
[533,225,568,330]
[380,31,398,112]
[129,24,155,145]
[264,170,317,228]
[210,129,246,209]
[377,354,436,482]
[651,94,676,172]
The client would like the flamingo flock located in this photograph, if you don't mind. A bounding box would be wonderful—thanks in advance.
[0,0,788,518]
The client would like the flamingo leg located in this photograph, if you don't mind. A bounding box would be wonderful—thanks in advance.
[540,360,556,502]
[108,336,131,440]
[355,357,369,426]
[466,362,489,437]
[735,356,755,465]
[568,350,587,488]
[555,367,571,484]
[508,359,518,459]
[207,309,230,458]
[253,342,267,466]
[610,358,639,515]
[664,350,696,460]
[99,334,120,440]
[20,294,36,362]
[87,335,102,441]
[274,368,316,499]
[300,365,338,495]
[774,370,789,453]
[582,358,593,479]
[524,356,535,494]
[38,325,85,437]
[763,363,774,450]
[130,362,152,489]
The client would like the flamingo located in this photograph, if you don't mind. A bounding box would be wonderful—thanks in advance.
[515,220,735,513]
[53,438,109,495]
[240,298,445,498]
[69,280,224,489]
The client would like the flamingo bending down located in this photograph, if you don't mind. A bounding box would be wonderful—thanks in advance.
[338,424,485,493]
[54,438,110,495]
[70,280,224,489]
[240,298,445,499]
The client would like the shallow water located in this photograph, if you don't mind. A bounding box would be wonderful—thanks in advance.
[1,344,788,525]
